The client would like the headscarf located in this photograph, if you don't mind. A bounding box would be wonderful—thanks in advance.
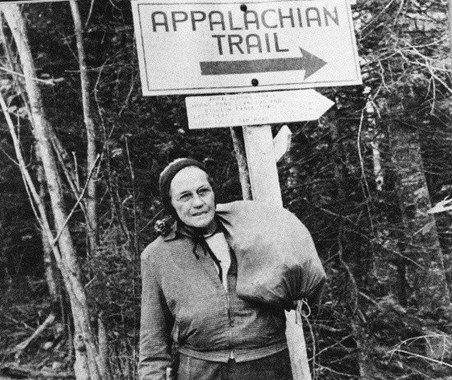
[158,158,221,267]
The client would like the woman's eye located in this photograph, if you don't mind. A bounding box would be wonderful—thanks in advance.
[179,194,191,201]
[198,188,210,196]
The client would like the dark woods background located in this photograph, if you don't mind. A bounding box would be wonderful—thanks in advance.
[0,0,452,378]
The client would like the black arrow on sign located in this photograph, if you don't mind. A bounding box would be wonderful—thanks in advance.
[200,48,327,79]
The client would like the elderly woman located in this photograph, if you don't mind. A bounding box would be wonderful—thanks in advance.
[139,158,325,380]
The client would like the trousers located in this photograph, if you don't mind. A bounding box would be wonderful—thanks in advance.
[177,348,293,380]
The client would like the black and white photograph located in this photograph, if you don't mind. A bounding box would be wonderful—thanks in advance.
[0,0,452,379]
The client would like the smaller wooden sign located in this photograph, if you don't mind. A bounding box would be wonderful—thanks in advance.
[186,89,334,129]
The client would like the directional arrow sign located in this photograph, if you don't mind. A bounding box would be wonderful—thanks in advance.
[186,89,334,129]
[132,0,362,96]
[200,48,327,77]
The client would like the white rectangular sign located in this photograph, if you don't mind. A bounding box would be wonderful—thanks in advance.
[132,0,362,96]
[186,89,334,129]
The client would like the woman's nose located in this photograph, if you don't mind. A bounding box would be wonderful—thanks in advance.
[192,194,204,207]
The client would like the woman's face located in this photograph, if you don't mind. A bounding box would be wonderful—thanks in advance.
[170,166,216,233]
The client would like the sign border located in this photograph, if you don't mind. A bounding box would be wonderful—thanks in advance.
[132,0,362,95]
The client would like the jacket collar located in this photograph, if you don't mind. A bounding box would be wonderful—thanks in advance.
[162,221,181,241]
[161,220,201,241]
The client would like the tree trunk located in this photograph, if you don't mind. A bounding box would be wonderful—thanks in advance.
[70,0,98,256]
[0,85,85,378]
[389,122,450,312]
[98,314,112,380]
[0,14,62,304]
[1,5,102,379]
[329,118,345,199]
[440,217,452,296]
[37,161,60,302]
[448,0,452,66]
[389,120,450,359]
[364,90,383,192]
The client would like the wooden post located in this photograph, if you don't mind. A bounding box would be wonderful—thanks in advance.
[230,127,252,200]
[243,126,282,205]
[243,125,312,380]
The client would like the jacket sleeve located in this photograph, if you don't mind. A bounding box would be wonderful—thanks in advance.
[138,247,174,380]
